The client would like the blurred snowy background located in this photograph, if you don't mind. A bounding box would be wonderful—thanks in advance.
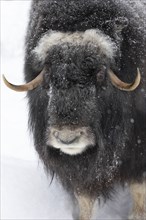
[1,1,132,219]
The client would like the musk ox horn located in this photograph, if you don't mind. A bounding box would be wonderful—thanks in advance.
[2,69,45,92]
[108,68,141,91]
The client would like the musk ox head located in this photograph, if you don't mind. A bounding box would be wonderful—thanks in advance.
[3,29,141,156]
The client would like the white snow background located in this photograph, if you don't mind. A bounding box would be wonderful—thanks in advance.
[1,1,132,219]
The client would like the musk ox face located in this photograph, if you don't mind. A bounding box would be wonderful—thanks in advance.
[44,59,98,155]
[32,29,118,155]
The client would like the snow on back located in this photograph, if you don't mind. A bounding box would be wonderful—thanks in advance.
[117,0,146,36]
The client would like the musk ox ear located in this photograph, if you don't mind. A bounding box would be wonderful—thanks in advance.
[113,17,129,45]
[108,68,141,91]
[114,17,129,33]
[2,68,45,92]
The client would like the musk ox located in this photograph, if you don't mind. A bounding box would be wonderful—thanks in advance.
[3,0,146,219]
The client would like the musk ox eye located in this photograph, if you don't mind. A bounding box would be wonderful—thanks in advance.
[96,69,105,82]
[81,57,97,72]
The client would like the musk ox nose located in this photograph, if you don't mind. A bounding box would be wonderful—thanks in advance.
[48,126,95,155]
[53,129,83,145]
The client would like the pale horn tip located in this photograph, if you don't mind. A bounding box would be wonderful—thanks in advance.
[2,74,27,92]
[108,68,141,91]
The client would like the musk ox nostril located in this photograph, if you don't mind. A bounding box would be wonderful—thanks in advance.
[53,131,59,138]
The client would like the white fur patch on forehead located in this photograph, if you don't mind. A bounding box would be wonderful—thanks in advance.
[33,29,116,62]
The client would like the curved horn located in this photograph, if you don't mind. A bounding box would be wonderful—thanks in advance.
[2,69,45,92]
[108,68,141,91]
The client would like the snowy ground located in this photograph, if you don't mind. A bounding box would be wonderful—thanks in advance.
[1,1,132,219]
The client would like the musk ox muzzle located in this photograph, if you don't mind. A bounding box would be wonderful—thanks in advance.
[47,126,95,155]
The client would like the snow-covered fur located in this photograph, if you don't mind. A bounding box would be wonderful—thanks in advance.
[24,0,146,218]
[33,30,116,62]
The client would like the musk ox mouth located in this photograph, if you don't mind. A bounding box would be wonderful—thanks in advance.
[46,126,95,155]
[60,146,88,155]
